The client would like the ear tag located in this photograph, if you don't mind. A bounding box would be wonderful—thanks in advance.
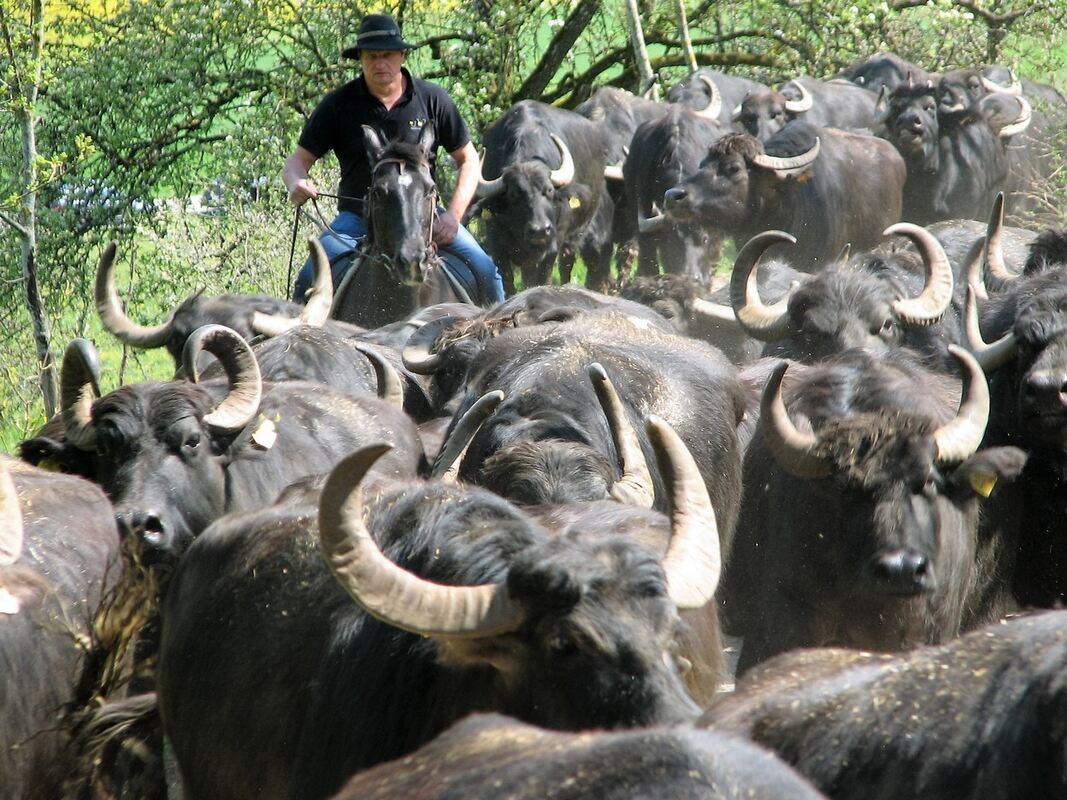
[251,415,278,450]
[969,471,997,498]
[0,587,20,615]
[37,458,60,472]
[568,195,581,209]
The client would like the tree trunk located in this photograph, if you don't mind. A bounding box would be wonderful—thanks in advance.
[7,0,59,416]
[514,0,600,102]
[623,0,659,99]
[676,0,698,72]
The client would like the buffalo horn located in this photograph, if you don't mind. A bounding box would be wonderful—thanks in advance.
[402,315,461,374]
[252,238,333,336]
[998,96,1032,138]
[730,230,797,340]
[691,298,737,324]
[932,345,990,464]
[761,361,832,478]
[475,149,504,199]
[431,390,505,482]
[95,242,175,348]
[353,342,404,408]
[0,462,22,567]
[963,236,990,301]
[783,80,814,113]
[604,160,625,181]
[637,203,668,234]
[981,71,1022,96]
[751,136,821,173]
[182,325,262,434]
[984,192,1017,285]
[60,338,102,451]
[648,415,721,609]
[695,75,722,120]
[885,223,954,325]
[964,284,1016,372]
[589,363,654,508]
[548,134,575,187]
[318,443,526,637]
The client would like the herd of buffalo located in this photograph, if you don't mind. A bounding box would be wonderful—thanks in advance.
[6,48,1067,799]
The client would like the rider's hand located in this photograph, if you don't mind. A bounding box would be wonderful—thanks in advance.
[288,178,318,208]
[432,209,459,247]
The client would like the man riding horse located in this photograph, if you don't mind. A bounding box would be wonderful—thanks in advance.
[282,12,505,308]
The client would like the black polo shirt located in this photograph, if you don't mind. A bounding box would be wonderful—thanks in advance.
[298,68,469,213]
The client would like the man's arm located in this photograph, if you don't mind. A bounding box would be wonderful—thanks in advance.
[282,146,320,207]
[446,141,480,222]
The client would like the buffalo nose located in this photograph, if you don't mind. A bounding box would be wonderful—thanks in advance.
[1022,368,1067,415]
[900,112,923,132]
[527,222,552,241]
[120,510,166,548]
[870,549,931,593]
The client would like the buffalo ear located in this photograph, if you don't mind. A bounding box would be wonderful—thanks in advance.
[362,125,387,164]
[948,446,1028,499]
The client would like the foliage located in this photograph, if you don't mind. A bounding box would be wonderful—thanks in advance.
[1,0,1065,449]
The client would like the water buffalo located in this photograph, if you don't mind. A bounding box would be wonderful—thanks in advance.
[333,712,827,800]
[835,51,938,95]
[666,68,769,129]
[732,77,880,142]
[477,100,613,292]
[662,121,906,271]
[702,610,1067,800]
[158,418,725,798]
[722,345,1027,673]
[0,458,120,799]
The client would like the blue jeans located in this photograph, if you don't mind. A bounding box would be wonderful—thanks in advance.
[293,210,505,307]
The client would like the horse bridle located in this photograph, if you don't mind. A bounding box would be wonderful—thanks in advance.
[365,156,440,281]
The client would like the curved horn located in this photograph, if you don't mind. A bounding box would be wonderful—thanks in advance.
[964,235,990,302]
[604,160,625,181]
[885,223,954,325]
[637,203,668,234]
[402,315,461,374]
[751,136,821,173]
[691,297,737,324]
[695,75,723,120]
[647,415,720,609]
[431,390,505,482]
[319,443,526,637]
[836,242,852,263]
[875,85,888,115]
[475,148,504,199]
[783,80,814,113]
[0,462,22,567]
[981,73,1022,96]
[61,338,102,451]
[730,103,743,122]
[999,96,1031,138]
[252,238,334,337]
[964,284,1016,372]
[730,230,797,341]
[183,325,262,434]
[353,342,404,408]
[984,192,1016,285]
[548,134,575,187]
[932,345,990,464]
[760,361,832,478]
[589,363,654,508]
[95,241,175,349]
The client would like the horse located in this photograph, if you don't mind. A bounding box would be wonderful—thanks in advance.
[329,126,484,328]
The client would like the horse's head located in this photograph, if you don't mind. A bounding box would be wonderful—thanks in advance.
[363,125,438,285]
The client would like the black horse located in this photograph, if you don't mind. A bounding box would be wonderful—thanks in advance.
[329,126,484,328]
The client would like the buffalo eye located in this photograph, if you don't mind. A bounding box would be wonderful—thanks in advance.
[183,431,201,451]
[548,630,579,658]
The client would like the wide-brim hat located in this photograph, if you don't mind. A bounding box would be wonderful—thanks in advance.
[342,13,418,59]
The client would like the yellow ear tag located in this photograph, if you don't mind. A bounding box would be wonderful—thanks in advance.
[568,195,581,209]
[0,588,20,615]
[251,416,278,450]
[37,457,60,473]
[969,472,997,498]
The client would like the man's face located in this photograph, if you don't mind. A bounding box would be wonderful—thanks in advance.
[361,49,406,92]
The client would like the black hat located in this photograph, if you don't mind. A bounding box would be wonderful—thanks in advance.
[342,13,417,59]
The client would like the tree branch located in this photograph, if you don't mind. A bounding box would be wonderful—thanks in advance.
[0,208,29,238]
[514,0,600,101]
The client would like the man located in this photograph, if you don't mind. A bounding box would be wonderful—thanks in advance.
[283,13,505,305]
